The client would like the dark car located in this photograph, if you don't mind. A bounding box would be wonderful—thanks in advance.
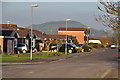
[118,47,120,52]
[49,43,57,52]
[32,47,37,53]
[59,43,79,53]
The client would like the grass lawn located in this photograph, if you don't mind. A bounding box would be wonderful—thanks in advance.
[1,52,70,61]
[1,57,30,61]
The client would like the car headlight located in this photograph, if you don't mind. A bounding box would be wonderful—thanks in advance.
[71,48,73,50]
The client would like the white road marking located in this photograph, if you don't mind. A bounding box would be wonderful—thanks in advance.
[28,71,34,74]
[49,59,65,63]
[101,69,112,78]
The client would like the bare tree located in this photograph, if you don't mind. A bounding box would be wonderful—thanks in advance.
[96,0,120,46]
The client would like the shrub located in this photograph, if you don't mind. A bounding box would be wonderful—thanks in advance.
[88,43,104,48]
[76,47,83,53]
[82,45,92,52]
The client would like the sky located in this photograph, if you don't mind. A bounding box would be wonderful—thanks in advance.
[1,0,119,2]
[1,2,112,30]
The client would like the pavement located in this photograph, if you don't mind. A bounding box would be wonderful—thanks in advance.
[2,48,119,78]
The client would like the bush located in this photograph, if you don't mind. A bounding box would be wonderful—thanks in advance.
[82,45,92,52]
[88,43,104,48]
[76,47,83,53]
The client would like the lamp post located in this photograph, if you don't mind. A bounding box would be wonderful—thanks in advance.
[65,19,71,55]
[30,4,39,60]
[118,1,120,48]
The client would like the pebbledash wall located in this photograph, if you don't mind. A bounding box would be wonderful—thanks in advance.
[58,31,85,44]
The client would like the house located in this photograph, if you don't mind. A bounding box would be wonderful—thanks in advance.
[0,24,83,54]
[0,24,18,54]
[40,34,77,51]
[0,24,44,54]
[58,27,90,44]
[10,28,45,52]
[43,34,75,42]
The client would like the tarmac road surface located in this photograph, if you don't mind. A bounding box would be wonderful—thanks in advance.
[2,48,119,78]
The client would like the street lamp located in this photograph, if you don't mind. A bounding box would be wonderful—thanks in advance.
[65,19,71,55]
[30,4,39,60]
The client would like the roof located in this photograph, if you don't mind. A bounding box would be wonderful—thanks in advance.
[44,34,75,40]
[12,30,30,37]
[48,34,66,39]
[10,29,44,38]
[58,27,90,31]
[0,30,13,36]
[32,30,44,38]
[0,24,17,29]
[0,24,44,38]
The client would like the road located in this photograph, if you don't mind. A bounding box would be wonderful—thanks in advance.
[2,48,119,78]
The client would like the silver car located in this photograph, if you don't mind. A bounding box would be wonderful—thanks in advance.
[17,43,29,53]
[110,44,116,49]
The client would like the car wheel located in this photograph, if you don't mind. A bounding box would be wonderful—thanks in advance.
[34,49,37,53]
[22,49,26,53]
[33,49,37,53]
[68,50,72,53]
[54,49,57,52]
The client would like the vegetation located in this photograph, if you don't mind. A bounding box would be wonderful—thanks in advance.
[1,52,74,61]
[82,45,93,52]
[2,58,30,61]
[1,42,105,61]
[96,0,120,46]
[76,47,83,53]
[88,43,105,48]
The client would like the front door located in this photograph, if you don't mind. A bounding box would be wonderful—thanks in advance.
[8,40,13,54]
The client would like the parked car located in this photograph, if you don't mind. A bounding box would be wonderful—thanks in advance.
[59,43,78,53]
[78,44,83,47]
[49,43,57,52]
[27,47,37,53]
[118,47,120,52]
[32,47,38,53]
[110,44,116,49]
[17,43,29,53]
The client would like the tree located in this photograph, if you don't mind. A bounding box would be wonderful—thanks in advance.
[96,0,120,46]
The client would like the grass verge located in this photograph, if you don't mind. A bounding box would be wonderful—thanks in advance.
[1,52,73,61]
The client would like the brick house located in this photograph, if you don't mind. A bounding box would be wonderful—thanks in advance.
[0,30,15,54]
[0,24,44,54]
[0,36,15,54]
[0,24,83,54]
[11,28,45,52]
[58,27,90,44]
[40,34,77,50]
[0,24,18,54]
[43,34,76,44]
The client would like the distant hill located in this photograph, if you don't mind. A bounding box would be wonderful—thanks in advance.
[90,28,105,38]
[26,21,105,38]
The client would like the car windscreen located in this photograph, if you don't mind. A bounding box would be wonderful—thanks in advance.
[50,43,57,46]
[72,44,77,47]
[17,44,25,47]
[62,44,73,47]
